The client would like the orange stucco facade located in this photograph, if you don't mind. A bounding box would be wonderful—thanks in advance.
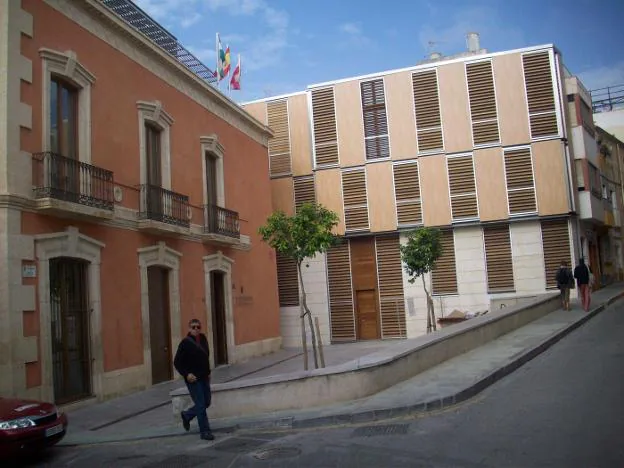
[0,0,280,403]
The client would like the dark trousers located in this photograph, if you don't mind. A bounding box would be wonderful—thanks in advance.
[182,378,212,434]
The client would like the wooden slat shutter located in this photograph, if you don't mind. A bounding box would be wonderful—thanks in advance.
[447,155,478,220]
[504,147,537,214]
[375,235,406,338]
[267,100,292,177]
[276,252,298,306]
[294,176,315,212]
[327,242,356,341]
[466,61,500,145]
[361,79,390,160]
[311,88,339,166]
[393,162,422,226]
[412,70,444,153]
[522,52,559,138]
[483,225,514,292]
[541,219,571,289]
[342,169,369,231]
[432,230,458,295]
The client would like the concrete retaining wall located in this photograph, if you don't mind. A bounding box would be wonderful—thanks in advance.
[171,292,559,420]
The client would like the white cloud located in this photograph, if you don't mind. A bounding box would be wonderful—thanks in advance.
[338,21,376,50]
[340,22,361,35]
[180,11,202,28]
[578,62,624,91]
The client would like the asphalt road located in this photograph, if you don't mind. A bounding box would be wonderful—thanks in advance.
[13,300,624,467]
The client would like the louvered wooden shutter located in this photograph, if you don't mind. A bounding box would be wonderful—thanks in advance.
[327,242,356,342]
[412,70,444,153]
[267,100,292,177]
[522,52,559,138]
[342,169,369,231]
[432,230,458,295]
[447,155,478,220]
[294,176,316,212]
[393,162,422,226]
[376,235,406,338]
[541,219,571,289]
[311,88,339,166]
[504,147,537,214]
[276,252,298,306]
[466,61,500,145]
[483,225,514,292]
[361,79,390,160]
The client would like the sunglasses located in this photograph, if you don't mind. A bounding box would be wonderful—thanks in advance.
[191,325,201,330]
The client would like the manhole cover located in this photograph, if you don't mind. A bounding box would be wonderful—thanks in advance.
[253,447,302,460]
[143,454,208,468]
[352,423,409,438]
[213,437,268,453]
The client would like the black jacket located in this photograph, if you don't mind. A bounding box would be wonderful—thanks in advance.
[556,267,573,289]
[173,333,211,379]
[574,263,591,285]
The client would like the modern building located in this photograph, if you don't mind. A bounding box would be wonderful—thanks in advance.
[243,36,623,347]
[0,0,280,405]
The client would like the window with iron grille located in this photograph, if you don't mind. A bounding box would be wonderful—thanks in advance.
[483,225,514,293]
[267,99,292,177]
[465,61,500,146]
[342,169,369,231]
[522,51,559,139]
[276,252,299,306]
[293,176,316,212]
[504,147,537,215]
[311,87,339,166]
[447,154,478,220]
[432,230,458,295]
[412,69,444,153]
[393,162,422,226]
[360,79,390,160]
[541,219,571,289]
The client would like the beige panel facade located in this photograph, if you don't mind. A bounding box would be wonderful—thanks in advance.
[532,140,569,216]
[366,162,397,232]
[288,94,313,176]
[385,71,418,160]
[335,80,365,167]
[494,53,530,146]
[474,147,509,221]
[419,154,452,226]
[270,178,295,216]
[244,101,268,126]
[316,168,346,234]
[438,62,472,153]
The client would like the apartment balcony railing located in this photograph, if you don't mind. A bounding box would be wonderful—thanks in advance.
[32,151,114,211]
[139,184,190,228]
[204,204,240,239]
[591,84,624,113]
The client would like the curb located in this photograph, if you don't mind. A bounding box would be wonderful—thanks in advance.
[59,291,623,445]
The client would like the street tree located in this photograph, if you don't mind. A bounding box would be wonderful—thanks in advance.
[400,227,443,333]
[258,202,340,369]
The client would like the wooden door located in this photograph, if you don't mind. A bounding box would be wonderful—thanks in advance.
[205,153,218,231]
[349,237,381,340]
[49,257,91,404]
[210,271,228,366]
[145,123,163,218]
[148,266,172,384]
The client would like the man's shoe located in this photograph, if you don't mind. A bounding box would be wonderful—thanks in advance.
[180,412,190,432]
[200,432,215,441]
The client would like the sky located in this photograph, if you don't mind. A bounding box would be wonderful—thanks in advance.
[133,0,624,104]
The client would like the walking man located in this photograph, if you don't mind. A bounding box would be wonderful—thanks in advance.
[556,260,574,310]
[173,318,215,441]
[574,258,592,312]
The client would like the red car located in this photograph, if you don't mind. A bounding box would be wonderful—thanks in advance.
[0,397,68,459]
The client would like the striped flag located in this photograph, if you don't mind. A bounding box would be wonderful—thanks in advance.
[229,54,241,90]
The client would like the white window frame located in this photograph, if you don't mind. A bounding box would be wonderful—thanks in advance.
[40,48,95,163]
[137,100,173,190]
[360,77,391,161]
[200,134,225,208]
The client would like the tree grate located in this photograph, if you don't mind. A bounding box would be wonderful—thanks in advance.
[351,423,410,437]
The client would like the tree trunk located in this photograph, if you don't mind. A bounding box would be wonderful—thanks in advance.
[314,316,326,368]
[301,311,308,371]
[298,262,319,369]
[421,275,432,333]
[429,274,437,331]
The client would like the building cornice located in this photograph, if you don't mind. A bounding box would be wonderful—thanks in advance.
[42,0,272,146]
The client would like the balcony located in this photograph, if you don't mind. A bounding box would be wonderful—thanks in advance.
[202,204,240,246]
[138,184,190,235]
[32,152,114,219]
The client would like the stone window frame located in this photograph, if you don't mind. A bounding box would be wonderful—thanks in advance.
[200,135,225,208]
[137,100,174,190]
[39,48,96,163]
[137,242,182,386]
[35,227,104,402]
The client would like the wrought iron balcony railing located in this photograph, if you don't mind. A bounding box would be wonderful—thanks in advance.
[204,204,240,238]
[32,152,114,210]
[139,184,190,228]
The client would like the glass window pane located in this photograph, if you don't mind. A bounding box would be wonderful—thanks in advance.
[50,79,58,153]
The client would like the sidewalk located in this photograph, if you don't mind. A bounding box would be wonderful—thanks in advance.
[59,284,624,446]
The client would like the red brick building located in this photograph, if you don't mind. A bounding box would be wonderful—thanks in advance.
[0,0,280,405]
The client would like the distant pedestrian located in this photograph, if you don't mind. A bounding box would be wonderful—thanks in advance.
[574,258,592,312]
[174,318,214,441]
[555,260,574,310]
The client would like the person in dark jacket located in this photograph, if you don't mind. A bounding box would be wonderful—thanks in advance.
[555,260,574,310]
[574,258,592,312]
[173,318,214,441]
